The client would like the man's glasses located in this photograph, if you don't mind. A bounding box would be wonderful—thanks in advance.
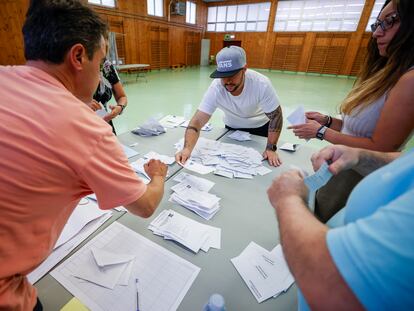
[370,13,399,32]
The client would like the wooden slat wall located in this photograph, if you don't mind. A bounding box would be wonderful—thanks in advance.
[205,0,376,76]
[0,0,29,65]
[0,0,207,67]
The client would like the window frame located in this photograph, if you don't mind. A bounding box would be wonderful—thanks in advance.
[186,1,197,24]
[207,2,271,33]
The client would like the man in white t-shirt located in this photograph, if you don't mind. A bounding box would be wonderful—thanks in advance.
[175,46,283,166]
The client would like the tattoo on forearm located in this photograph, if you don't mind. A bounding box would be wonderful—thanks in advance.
[265,106,283,132]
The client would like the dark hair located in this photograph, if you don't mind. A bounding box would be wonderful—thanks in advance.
[23,0,108,63]
[341,0,414,114]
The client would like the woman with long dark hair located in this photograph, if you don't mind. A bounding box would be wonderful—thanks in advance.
[289,0,414,222]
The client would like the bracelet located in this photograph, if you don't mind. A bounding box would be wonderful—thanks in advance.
[117,104,126,115]
[186,126,199,133]
[324,115,333,128]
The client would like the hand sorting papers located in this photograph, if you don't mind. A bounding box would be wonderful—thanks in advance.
[149,209,221,253]
[175,137,272,179]
[231,242,294,303]
[169,172,220,220]
[72,247,135,289]
[144,151,175,165]
[228,130,252,142]
[304,161,333,192]
[131,118,166,136]
[130,151,174,183]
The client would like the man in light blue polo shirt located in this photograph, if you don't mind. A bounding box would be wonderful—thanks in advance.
[267,145,414,310]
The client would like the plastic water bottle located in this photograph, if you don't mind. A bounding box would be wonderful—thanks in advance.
[203,294,226,311]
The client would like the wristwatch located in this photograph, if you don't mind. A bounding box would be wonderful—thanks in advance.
[266,143,277,151]
[316,125,328,140]
[117,104,126,115]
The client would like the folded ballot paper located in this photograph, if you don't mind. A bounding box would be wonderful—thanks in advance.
[287,105,306,125]
[304,161,333,193]
[158,115,186,128]
[71,247,135,290]
[228,130,252,142]
[131,118,166,136]
[231,242,294,303]
[169,172,220,220]
[174,137,272,179]
[149,209,221,253]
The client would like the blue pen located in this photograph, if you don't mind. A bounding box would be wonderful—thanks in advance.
[135,278,140,311]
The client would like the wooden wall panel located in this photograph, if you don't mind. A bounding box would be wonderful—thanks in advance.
[350,33,371,76]
[0,0,207,67]
[0,0,28,65]
[205,0,377,76]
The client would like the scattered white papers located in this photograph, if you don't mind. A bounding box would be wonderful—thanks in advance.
[231,242,294,303]
[287,105,306,125]
[182,160,216,175]
[159,115,186,128]
[180,120,213,131]
[279,143,298,152]
[304,162,333,192]
[172,172,215,192]
[175,137,268,179]
[54,198,111,249]
[228,130,252,142]
[256,166,272,176]
[28,201,112,284]
[131,118,166,136]
[149,209,221,253]
[51,222,200,311]
[72,248,135,289]
[144,151,175,165]
[120,144,139,159]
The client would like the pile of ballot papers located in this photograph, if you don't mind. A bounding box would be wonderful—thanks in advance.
[131,118,166,136]
[231,242,294,303]
[175,137,272,178]
[169,172,220,220]
[71,247,135,290]
[149,209,221,253]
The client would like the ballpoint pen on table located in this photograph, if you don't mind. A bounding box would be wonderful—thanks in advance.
[135,278,141,311]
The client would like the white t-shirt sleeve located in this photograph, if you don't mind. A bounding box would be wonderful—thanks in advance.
[259,80,280,114]
[198,80,219,115]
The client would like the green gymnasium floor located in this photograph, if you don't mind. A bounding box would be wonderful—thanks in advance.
[113,66,413,151]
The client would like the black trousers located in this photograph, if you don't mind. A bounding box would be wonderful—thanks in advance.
[225,121,269,138]
[33,298,43,311]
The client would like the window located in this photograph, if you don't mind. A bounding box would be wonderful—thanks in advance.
[147,0,163,17]
[207,2,271,32]
[366,0,386,31]
[274,0,365,32]
[186,1,196,24]
[88,0,115,8]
